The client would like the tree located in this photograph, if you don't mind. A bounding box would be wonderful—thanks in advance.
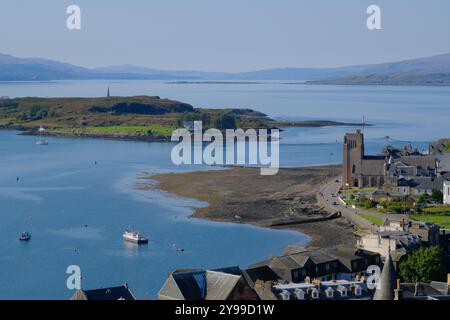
[417,193,431,205]
[399,246,445,283]
[212,113,236,130]
[431,189,443,203]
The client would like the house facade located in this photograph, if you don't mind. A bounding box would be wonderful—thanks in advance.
[444,180,450,205]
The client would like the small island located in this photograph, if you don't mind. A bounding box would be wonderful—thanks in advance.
[0,95,367,141]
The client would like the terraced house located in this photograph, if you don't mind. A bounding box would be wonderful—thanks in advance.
[250,247,381,283]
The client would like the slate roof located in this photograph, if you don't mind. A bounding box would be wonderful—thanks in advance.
[205,271,241,300]
[242,266,279,288]
[157,267,244,300]
[212,266,241,276]
[256,246,381,276]
[414,176,444,190]
[357,158,386,176]
[71,284,136,300]
[400,283,446,298]
[308,251,337,265]
[287,254,311,267]
[274,256,303,270]
[400,155,436,168]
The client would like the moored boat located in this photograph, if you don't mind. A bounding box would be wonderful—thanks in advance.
[36,139,49,145]
[19,232,31,241]
[36,126,49,145]
[122,230,148,244]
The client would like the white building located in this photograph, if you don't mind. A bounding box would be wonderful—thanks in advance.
[357,234,398,259]
[444,180,450,205]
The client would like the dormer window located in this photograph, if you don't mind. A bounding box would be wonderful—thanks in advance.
[325,287,334,299]
[354,285,362,297]
[279,290,290,301]
[337,285,348,297]
[311,289,319,299]
[294,288,305,300]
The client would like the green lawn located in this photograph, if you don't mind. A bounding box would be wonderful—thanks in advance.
[411,214,450,229]
[51,125,175,137]
[339,188,377,195]
[358,213,383,226]
[423,206,450,214]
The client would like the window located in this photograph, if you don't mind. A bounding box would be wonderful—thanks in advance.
[325,287,334,299]
[292,270,299,281]
[294,288,305,300]
[337,286,347,297]
[325,264,330,271]
[279,290,290,301]
[311,289,319,299]
[354,285,362,297]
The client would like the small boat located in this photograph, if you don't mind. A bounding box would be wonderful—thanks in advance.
[172,243,185,252]
[36,126,49,145]
[19,232,31,241]
[122,230,148,244]
[36,139,49,145]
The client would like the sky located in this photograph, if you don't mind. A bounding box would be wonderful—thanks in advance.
[0,0,450,72]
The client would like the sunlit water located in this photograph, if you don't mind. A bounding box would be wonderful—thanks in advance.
[0,81,447,299]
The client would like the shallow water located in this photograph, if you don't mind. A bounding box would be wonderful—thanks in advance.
[0,80,446,299]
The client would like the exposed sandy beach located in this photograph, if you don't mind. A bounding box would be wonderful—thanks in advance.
[142,166,357,248]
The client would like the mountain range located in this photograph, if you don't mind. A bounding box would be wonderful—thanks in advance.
[1,52,450,85]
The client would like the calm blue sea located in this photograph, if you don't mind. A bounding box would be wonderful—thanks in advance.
[0,80,448,299]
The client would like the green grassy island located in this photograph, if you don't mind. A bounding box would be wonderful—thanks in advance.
[0,95,365,141]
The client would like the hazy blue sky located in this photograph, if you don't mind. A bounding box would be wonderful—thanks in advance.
[1,0,450,71]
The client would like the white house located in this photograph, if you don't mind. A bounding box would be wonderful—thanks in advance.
[444,180,450,205]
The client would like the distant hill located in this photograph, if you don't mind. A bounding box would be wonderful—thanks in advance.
[306,53,450,86]
[2,52,450,85]
[305,72,450,86]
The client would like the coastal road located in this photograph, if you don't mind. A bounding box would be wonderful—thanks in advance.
[317,177,402,233]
